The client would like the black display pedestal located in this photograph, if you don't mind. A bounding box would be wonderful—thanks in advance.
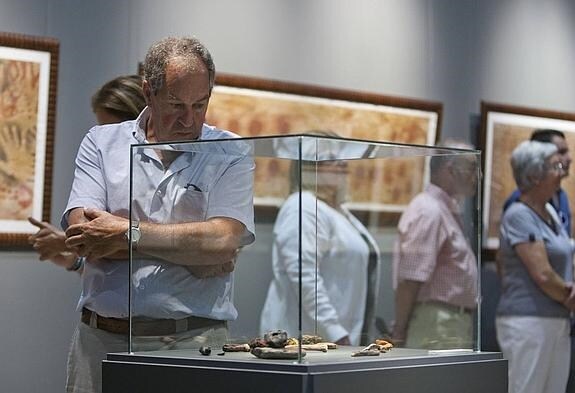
[103,348,507,393]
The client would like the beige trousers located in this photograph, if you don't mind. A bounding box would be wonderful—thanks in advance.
[65,320,228,393]
[405,302,474,350]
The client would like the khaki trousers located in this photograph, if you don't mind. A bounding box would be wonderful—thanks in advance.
[405,302,473,350]
[65,320,228,393]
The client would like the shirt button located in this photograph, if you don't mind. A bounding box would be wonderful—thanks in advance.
[156,190,163,196]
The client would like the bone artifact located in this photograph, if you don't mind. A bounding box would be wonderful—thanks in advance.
[251,347,306,360]
[222,343,251,352]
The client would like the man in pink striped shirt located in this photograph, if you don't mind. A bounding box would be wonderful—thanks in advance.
[391,140,479,349]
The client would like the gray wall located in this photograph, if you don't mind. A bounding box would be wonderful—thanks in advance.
[1,0,575,391]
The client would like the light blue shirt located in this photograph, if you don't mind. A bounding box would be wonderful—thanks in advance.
[497,202,573,318]
[62,108,255,320]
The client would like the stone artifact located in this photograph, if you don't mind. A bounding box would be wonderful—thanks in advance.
[199,346,212,356]
[222,343,251,352]
[301,334,323,345]
[323,342,338,349]
[263,330,289,348]
[251,347,305,360]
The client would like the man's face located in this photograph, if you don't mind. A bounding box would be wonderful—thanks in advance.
[144,58,210,142]
[451,155,479,198]
[551,135,571,177]
[543,153,564,193]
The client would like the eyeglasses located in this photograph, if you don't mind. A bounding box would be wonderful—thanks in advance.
[549,161,565,173]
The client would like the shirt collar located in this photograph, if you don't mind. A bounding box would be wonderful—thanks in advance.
[426,183,461,214]
[131,106,150,144]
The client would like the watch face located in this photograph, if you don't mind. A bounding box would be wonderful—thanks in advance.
[131,227,141,242]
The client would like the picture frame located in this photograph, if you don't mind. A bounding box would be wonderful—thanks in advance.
[0,32,59,247]
[479,101,575,254]
[206,73,442,212]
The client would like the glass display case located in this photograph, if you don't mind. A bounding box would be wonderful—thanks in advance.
[104,134,505,393]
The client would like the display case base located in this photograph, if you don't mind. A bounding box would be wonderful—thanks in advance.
[103,348,507,393]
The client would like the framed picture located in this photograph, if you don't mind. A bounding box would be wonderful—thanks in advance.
[480,101,575,253]
[0,32,59,247]
[206,73,442,211]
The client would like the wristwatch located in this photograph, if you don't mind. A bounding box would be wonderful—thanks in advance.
[126,219,141,248]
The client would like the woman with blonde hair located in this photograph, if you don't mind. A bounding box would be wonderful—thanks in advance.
[28,74,146,272]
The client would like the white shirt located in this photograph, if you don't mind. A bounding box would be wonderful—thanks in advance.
[260,191,380,345]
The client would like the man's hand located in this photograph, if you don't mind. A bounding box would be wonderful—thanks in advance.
[65,208,129,260]
[28,217,77,268]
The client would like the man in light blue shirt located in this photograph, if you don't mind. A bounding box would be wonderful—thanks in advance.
[61,36,255,393]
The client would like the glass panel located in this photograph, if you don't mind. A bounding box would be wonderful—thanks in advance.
[129,135,482,362]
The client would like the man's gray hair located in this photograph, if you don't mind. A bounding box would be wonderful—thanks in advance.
[143,36,215,95]
[511,140,557,192]
[430,138,474,176]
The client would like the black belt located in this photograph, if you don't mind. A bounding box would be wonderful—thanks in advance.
[81,307,225,336]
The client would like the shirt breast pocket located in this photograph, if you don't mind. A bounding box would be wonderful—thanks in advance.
[171,188,208,222]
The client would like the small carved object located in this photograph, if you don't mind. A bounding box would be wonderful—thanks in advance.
[285,343,328,352]
[264,330,289,348]
[301,334,323,345]
[199,346,212,356]
[222,343,251,352]
[374,339,394,352]
[251,347,305,360]
[323,342,337,349]
[286,337,299,346]
[351,343,384,357]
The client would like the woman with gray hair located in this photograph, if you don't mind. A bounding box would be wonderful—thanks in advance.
[496,140,575,393]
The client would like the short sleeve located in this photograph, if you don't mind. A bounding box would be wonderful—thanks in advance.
[502,205,541,247]
[396,202,445,282]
